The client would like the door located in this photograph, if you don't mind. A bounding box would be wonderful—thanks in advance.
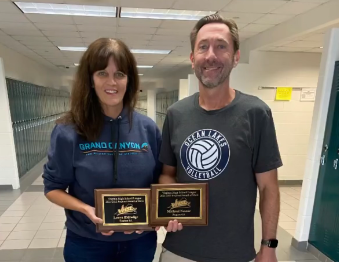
[309,61,339,261]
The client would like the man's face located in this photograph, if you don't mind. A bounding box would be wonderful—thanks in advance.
[190,23,240,89]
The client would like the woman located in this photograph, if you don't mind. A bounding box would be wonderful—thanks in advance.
[43,38,162,262]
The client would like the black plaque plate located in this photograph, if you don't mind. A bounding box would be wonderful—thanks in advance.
[150,183,208,226]
[95,188,153,232]
[157,189,201,218]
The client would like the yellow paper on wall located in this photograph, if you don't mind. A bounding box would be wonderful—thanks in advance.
[275,87,292,101]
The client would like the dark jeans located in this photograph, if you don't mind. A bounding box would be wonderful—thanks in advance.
[64,230,157,262]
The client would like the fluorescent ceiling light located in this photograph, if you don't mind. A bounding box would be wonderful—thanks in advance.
[120,8,215,21]
[320,46,323,49]
[138,74,144,76]
[58,47,87,51]
[74,63,79,66]
[131,49,171,54]
[14,2,117,17]
[137,65,153,68]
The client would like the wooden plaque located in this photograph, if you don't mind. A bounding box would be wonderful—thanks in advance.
[94,188,154,232]
[149,183,208,227]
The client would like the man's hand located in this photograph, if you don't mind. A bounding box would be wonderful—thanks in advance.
[255,247,277,262]
[155,220,183,232]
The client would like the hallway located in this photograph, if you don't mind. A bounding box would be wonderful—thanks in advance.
[0,159,319,262]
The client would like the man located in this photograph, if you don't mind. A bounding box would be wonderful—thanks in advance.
[158,13,282,262]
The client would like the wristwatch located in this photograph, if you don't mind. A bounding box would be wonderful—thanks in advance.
[261,239,278,248]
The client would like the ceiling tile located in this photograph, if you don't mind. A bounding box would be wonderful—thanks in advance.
[271,2,319,15]
[172,0,232,11]
[241,23,274,33]
[0,13,29,23]
[51,38,84,46]
[48,36,82,43]
[73,16,117,26]
[160,20,196,30]
[238,31,257,38]
[25,42,56,48]
[219,12,264,24]
[292,0,329,3]
[2,29,44,36]
[0,2,22,13]
[223,0,286,13]
[12,35,49,42]
[156,28,191,36]
[254,14,295,25]
[116,34,151,40]
[30,46,59,52]
[120,0,176,8]
[118,18,162,28]
[152,35,186,42]
[80,32,115,38]
[0,22,35,30]
[149,40,184,46]
[117,27,157,34]
[26,14,74,24]
[43,30,79,37]
[34,23,78,31]
[77,25,117,33]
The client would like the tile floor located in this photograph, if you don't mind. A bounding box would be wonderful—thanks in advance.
[0,160,319,262]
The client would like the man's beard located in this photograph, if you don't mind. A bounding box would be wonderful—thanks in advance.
[195,61,234,89]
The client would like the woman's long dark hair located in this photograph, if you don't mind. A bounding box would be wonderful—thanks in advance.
[58,38,139,141]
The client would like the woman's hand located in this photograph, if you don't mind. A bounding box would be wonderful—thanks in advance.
[83,205,114,236]
[123,230,144,234]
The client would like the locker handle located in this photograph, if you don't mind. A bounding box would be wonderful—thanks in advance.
[321,155,325,166]
[334,159,338,170]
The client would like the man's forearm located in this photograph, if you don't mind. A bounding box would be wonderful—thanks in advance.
[259,186,280,239]
[159,174,176,184]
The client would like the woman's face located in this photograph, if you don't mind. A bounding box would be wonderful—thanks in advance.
[92,56,127,112]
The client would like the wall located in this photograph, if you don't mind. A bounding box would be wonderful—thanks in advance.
[0,43,65,188]
[231,51,321,180]
[0,43,64,89]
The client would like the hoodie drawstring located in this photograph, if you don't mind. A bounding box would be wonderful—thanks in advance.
[111,116,121,183]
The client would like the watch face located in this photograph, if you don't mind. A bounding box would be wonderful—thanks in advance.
[262,239,278,248]
[268,239,278,248]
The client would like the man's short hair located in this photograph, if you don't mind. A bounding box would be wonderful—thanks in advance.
[190,13,240,53]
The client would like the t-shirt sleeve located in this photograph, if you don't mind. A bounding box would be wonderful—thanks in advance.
[252,108,283,174]
[42,125,74,195]
[159,113,177,167]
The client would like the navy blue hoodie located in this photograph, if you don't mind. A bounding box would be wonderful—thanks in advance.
[43,108,162,242]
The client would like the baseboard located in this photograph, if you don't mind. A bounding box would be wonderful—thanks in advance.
[291,238,334,262]
[0,185,13,190]
[291,237,308,251]
[307,243,334,262]
[278,180,303,186]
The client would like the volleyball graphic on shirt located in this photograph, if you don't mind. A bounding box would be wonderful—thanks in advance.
[188,140,219,170]
[180,129,230,181]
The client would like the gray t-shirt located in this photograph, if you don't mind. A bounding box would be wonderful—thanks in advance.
[159,90,283,262]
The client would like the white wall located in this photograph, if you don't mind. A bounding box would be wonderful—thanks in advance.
[0,58,19,188]
[231,51,321,181]
[0,43,66,188]
[0,43,64,88]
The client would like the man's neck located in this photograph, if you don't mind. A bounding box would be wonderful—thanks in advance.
[198,82,236,111]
